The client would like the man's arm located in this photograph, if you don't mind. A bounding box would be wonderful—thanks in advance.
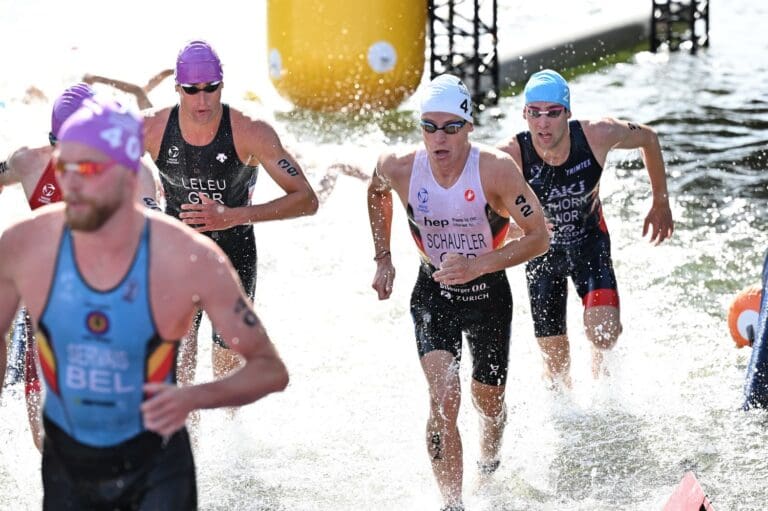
[136,157,162,211]
[1,147,35,188]
[142,69,174,94]
[433,152,550,286]
[589,118,673,244]
[368,155,396,300]
[141,233,288,435]
[0,228,24,397]
[178,116,319,232]
[83,74,153,110]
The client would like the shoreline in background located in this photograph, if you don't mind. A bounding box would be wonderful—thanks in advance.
[496,4,649,94]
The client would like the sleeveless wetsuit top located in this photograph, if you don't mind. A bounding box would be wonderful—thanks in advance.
[407,146,509,270]
[38,220,178,448]
[516,120,606,247]
[154,104,258,264]
[28,160,62,209]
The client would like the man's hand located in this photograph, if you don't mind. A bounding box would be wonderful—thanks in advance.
[371,258,396,300]
[141,383,193,436]
[179,194,236,232]
[643,200,674,245]
[432,253,477,286]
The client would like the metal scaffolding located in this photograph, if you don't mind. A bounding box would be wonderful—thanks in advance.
[651,0,710,53]
[427,0,499,112]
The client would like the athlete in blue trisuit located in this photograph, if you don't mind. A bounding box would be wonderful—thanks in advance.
[498,69,674,388]
[744,252,768,409]
[143,40,318,389]
[1,83,161,452]
[368,75,550,511]
[0,98,288,509]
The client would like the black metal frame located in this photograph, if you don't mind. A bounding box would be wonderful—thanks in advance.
[651,0,710,53]
[427,0,499,111]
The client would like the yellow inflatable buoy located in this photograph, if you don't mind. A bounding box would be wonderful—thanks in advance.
[727,284,762,348]
[267,0,426,112]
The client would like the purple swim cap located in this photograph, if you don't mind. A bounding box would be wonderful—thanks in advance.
[175,40,223,84]
[57,98,144,173]
[50,83,96,139]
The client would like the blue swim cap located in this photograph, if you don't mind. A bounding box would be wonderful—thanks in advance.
[523,69,570,110]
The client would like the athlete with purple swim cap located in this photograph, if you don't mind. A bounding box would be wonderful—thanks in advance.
[0,97,288,509]
[143,39,317,390]
[498,69,674,388]
[0,83,161,452]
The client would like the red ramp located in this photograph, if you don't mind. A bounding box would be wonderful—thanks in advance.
[663,471,715,511]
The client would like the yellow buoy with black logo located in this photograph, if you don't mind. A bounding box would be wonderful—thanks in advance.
[267,0,426,112]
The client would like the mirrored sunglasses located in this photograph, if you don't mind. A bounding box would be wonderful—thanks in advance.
[420,119,467,135]
[526,106,566,119]
[180,81,222,95]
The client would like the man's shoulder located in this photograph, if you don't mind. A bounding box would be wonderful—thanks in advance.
[378,147,417,173]
[578,117,623,139]
[0,205,64,249]
[477,143,518,170]
[142,106,174,131]
[148,213,223,262]
[229,107,276,138]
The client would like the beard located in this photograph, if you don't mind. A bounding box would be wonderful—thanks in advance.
[64,196,120,231]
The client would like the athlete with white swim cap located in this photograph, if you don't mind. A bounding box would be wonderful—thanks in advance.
[498,69,674,388]
[368,74,549,511]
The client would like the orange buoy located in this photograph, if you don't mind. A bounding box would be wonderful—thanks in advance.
[727,284,762,348]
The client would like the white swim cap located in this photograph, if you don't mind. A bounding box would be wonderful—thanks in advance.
[420,74,473,122]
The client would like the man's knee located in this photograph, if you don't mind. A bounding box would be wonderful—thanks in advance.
[584,305,621,350]
[585,319,621,350]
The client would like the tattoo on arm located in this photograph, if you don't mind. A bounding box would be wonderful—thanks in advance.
[628,122,641,131]
[141,197,162,211]
[234,297,260,327]
[515,194,533,217]
[277,158,299,177]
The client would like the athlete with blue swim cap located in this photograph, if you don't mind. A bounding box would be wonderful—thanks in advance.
[0,97,288,509]
[499,69,674,388]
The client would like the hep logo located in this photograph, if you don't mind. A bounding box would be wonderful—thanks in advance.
[424,217,449,228]
[464,189,475,202]
[168,146,180,158]
[417,187,429,204]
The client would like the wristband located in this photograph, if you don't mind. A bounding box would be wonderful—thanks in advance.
[373,250,391,261]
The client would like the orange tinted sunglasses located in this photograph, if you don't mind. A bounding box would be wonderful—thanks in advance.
[54,160,117,177]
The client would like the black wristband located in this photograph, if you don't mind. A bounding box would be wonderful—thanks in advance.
[373,250,391,261]
[0,160,8,175]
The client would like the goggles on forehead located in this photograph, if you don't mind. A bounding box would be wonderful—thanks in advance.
[179,81,221,95]
[526,106,566,119]
[420,119,467,135]
[54,159,117,177]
